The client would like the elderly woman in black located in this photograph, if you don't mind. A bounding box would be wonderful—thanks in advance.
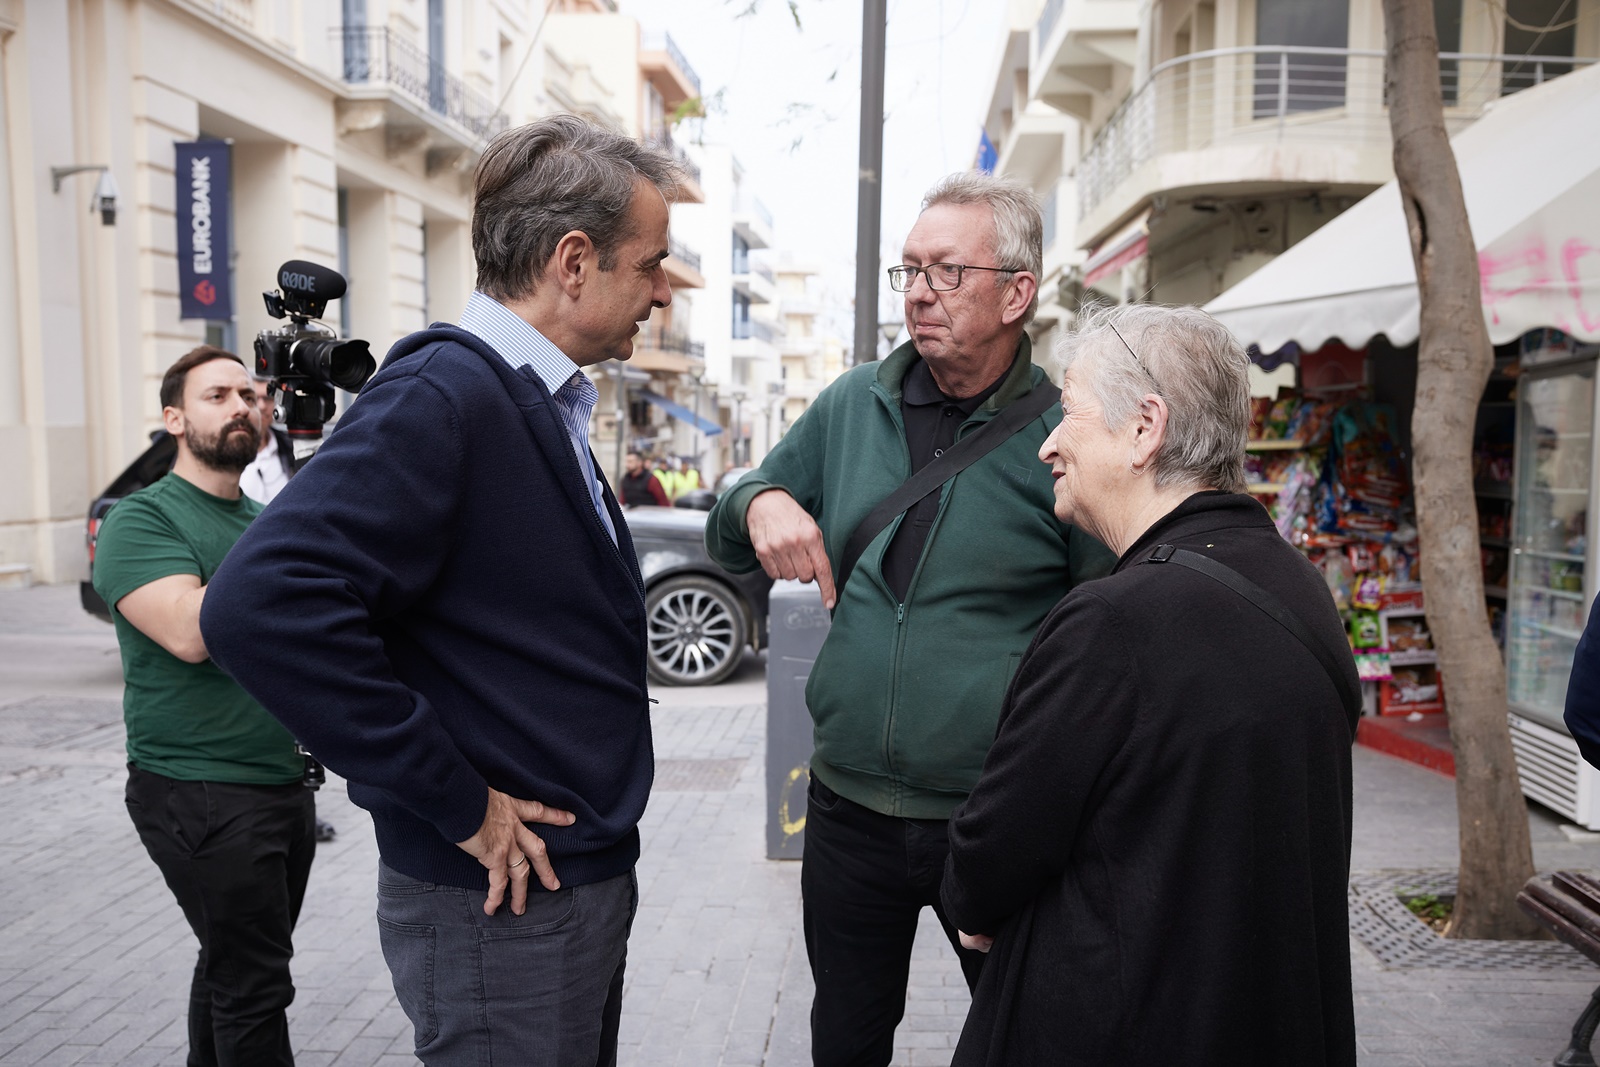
[940,304,1358,1067]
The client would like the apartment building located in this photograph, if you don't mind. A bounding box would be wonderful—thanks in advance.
[0,0,728,583]
[772,256,846,432]
[982,0,1600,326]
[672,143,783,475]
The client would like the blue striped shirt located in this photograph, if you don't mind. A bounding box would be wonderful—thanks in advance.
[458,291,617,544]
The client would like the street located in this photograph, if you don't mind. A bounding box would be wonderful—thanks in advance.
[4,581,1600,1066]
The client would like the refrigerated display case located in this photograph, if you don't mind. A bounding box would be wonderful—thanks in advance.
[1506,358,1600,827]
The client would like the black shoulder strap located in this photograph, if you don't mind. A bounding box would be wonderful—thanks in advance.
[1143,544,1362,722]
[835,379,1058,597]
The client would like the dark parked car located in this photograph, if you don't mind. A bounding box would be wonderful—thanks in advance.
[82,436,771,686]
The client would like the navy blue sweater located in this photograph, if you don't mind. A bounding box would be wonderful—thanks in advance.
[1568,596,1600,769]
[201,325,652,891]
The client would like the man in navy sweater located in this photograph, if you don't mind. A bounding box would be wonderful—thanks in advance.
[202,115,679,1065]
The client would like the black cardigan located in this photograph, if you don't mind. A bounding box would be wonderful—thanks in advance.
[203,326,651,892]
[940,492,1357,1067]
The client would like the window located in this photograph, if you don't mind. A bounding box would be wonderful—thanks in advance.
[1502,0,1577,94]
[342,0,368,80]
[427,0,446,114]
[732,292,751,338]
[732,234,750,275]
[1253,0,1350,117]
[1435,0,1463,104]
[337,188,351,337]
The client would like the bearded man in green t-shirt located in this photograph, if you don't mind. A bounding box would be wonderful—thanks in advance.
[93,346,314,1067]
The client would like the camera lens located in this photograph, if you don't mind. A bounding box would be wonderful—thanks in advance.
[292,337,376,393]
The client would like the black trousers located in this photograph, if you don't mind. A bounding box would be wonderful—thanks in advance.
[801,775,985,1067]
[125,764,316,1067]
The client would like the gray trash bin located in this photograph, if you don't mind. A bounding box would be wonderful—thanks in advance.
[766,579,831,859]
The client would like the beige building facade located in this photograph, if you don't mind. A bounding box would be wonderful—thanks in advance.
[0,0,729,584]
[981,0,1600,341]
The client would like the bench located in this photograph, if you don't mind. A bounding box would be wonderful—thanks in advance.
[1518,871,1600,1067]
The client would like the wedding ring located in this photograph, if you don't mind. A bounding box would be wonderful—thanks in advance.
[508,856,527,870]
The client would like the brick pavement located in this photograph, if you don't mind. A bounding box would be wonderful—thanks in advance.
[5,581,1600,1065]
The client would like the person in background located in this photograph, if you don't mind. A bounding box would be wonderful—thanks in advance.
[706,172,1114,1067]
[237,376,339,844]
[200,115,679,1065]
[676,455,702,495]
[940,303,1357,1067]
[620,449,670,507]
[93,346,315,1066]
[239,378,295,506]
[1566,599,1600,768]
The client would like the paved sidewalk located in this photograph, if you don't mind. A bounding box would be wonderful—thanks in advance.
[3,581,1600,1065]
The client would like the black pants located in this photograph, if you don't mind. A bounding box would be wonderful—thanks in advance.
[802,775,985,1067]
[125,764,316,1067]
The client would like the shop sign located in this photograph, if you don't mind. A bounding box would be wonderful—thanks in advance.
[175,141,232,321]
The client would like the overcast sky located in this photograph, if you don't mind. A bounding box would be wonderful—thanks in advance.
[617,0,1010,350]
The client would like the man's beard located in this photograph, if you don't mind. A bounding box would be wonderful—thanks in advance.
[184,415,259,473]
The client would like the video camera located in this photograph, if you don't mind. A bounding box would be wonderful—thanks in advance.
[255,260,376,465]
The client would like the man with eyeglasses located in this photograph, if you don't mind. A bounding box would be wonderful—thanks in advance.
[707,173,1114,1067]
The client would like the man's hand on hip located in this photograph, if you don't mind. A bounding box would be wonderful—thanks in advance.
[747,489,836,609]
[456,786,576,916]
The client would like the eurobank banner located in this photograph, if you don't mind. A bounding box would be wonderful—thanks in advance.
[175,141,232,321]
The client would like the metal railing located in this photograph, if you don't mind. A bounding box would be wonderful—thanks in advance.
[340,27,509,141]
[752,260,776,285]
[1035,0,1064,58]
[639,327,705,359]
[650,128,702,187]
[734,318,779,343]
[1077,46,1595,219]
[643,31,702,96]
[668,236,702,274]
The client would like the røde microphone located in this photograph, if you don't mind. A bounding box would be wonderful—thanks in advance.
[265,260,346,322]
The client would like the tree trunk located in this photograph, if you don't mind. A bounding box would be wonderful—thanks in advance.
[1382,0,1542,940]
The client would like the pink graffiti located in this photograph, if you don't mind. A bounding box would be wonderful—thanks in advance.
[1479,237,1552,327]
[1479,235,1600,335]
[1565,239,1600,333]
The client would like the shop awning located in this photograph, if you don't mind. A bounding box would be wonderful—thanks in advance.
[637,389,723,436]
[1083,210,1150,290]
[1206,62,1600,354]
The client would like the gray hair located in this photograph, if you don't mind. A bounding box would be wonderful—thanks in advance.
[1055,304,1251,493]
[920,173,1043,323]
[472,114,683,301]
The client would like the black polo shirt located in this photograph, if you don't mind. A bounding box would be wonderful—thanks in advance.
[880,355,1013,601]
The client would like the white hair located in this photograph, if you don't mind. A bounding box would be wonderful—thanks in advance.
[1055,304,1251,493]
[921,172,1043,324]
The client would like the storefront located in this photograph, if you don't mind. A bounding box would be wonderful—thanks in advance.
[1206,62,1600,824]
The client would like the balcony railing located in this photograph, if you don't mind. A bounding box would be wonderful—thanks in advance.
[668,237,702,274]
[650,129,702,187]
[643,31,702,96]
[1035,0,1064,58]
[1077,46,1595,220]
[640,327,705,359]
[751,260,775,285]
[341,26,509,141]
[734,318,779,344]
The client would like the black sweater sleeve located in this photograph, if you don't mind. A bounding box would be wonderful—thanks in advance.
[940,589,1140,934]
[200,372,490,844]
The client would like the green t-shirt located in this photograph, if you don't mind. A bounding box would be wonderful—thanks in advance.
[92,472,302,784]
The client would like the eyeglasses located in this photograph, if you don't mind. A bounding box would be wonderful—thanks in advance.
[1108,321,1162,391]
[887,263,1018,293]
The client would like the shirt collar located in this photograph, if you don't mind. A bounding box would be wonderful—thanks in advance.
[901,354,1014,414]
[458,291,584,398]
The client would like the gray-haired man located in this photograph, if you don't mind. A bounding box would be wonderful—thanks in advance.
[707,174,1115,1066]
[201,115,679,1065]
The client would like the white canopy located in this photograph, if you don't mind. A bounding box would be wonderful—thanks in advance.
[1206,62,1600,354]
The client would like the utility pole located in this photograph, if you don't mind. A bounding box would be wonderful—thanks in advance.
[852,0,888,366]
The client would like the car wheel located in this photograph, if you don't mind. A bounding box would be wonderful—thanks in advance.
[646,576,748,686]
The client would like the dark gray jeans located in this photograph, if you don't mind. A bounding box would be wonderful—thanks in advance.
[376,861,637,1066]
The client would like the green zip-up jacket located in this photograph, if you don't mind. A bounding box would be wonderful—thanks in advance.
[706,336,1115,819]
